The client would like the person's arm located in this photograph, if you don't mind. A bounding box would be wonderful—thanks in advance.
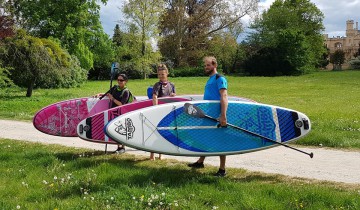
[219,89,228,127]
[107,93,123,106]
[152,94,158,105]
[152,83,160,105]
[170,83,176,97]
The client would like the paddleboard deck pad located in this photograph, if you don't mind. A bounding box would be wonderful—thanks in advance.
[105,101,311,156]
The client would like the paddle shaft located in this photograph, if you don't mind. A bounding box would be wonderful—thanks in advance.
[204,114,314,158]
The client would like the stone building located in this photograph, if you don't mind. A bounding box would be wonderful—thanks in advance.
[323,20,360,69]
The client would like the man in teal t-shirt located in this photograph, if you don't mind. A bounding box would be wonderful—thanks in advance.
[188,56,229,177]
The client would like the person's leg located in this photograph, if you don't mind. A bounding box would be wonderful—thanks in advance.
[150,152,155,160]
[219,155,226,170]
[158,154,162,160]
[198,156,205,163]
[187,156,205,168]
[115,144,125,154]
[214,156,226,177]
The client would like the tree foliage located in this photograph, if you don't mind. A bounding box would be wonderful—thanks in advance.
[113,24,161,79]
[330,49,345,71]
[6,0,113,72]
[159,0,258,68]
[207,32,238,74]
[121,0,164,78]
[2,30,87,96]
[245,0,325,76]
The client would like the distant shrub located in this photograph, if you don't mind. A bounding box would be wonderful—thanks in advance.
[348,57,360,70]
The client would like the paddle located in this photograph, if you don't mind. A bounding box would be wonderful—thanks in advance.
[183,103,314,158]
[103,62,119,154]
[99,62,119,100]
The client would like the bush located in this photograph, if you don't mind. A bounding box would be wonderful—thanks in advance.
[348,56,360,69]
[0,64,14,88]
[172,66,205,77]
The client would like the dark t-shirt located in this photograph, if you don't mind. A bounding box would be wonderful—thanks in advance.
[152,81,176,98]
[110,86,130,108]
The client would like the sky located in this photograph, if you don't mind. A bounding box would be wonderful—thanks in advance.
[99,0,360,38]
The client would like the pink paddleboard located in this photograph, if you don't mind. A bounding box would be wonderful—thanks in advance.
[33,96,148,136]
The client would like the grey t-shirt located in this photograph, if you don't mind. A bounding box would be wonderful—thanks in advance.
[152,81,176,98]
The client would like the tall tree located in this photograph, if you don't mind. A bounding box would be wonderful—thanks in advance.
[159,0,258,67]
[112,24,123,47]
[123,0,164,56]
[122,0,164,78]
[245,0,325,75]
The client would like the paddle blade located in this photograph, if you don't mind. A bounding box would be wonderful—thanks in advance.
[184,103,206,118]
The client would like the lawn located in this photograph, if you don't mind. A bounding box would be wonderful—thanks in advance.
[0,70,359,148]
[0,139,359,209]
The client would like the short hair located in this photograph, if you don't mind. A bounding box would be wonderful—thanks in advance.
[117,73,128,81]
[157,64,168,72]
[203,56,217,65]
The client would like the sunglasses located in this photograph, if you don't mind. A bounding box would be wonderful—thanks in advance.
[117,79,125,82]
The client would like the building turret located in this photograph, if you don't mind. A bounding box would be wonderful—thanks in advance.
[346,20,355,37]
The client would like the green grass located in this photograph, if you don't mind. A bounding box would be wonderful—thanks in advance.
[0,71,359,148]
[0,139,359,209]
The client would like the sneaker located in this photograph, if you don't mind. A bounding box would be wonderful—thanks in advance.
[115,147,125,154]
[214,169,226,177]
[187,162,204,168]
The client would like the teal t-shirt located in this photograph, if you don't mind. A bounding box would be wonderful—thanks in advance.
[204,74,228,100]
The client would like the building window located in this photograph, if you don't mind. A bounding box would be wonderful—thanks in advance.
[335,42,342,48]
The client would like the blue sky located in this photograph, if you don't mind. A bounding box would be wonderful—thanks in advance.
[99,0,360,38]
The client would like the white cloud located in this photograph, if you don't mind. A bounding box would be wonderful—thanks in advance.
[99,0,125,37]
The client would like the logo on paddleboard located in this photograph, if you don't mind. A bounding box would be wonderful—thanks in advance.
[114,118,135,139]
[187,105,197,115]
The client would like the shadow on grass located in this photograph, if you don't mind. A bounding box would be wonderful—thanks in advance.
[50,151,284,200]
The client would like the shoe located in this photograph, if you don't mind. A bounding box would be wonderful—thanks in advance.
[187,162,204,168]
[115,147,125,154]
[214,169,226,177]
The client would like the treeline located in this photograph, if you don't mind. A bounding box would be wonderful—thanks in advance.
[1,0,327,96]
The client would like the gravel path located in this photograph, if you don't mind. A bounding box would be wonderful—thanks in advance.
[1,119,359,184]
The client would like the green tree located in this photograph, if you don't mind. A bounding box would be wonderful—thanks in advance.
[3,30,86,97]
[330,49,345,71]
[114,24,161,79]
[91,32,116,79]
[0,61,13,88]
[7,0,112,71]
[245,0,325,75]
[207,32,238,74]
[121,0,164,78]
[113,24,123,47]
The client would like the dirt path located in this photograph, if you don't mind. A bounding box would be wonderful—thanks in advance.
[1,119,359,184]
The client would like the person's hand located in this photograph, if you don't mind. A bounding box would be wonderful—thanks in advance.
[93,93,103,98]
[219,115,227,127]
[170,93,176,97]
[107,93,113,100]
